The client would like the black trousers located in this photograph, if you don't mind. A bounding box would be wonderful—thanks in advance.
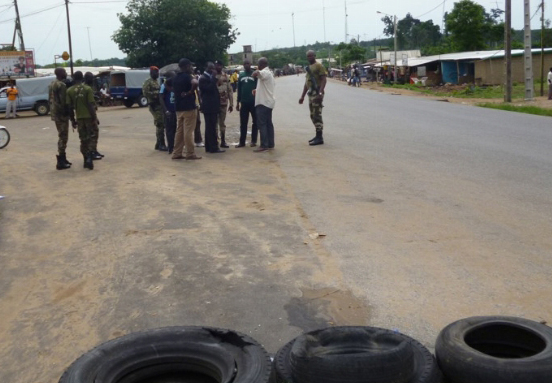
[195,111,203,143]
[164,111,177,152]
[256,105,274,149]
[239,102,257,145]
[203,112,219,152]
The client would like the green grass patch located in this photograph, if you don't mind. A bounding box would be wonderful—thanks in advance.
[382,82,543,99]
[477,102,552,117]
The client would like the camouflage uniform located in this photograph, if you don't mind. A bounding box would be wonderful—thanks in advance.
[49,79,70,154]
[143,77,165,144]
[306,62,328,132]
[215,72,233,136]
[66,84,97,156]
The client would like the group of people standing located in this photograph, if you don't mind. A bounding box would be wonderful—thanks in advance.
[47,50,328,171]
[49,67,103,171]
[143,49,328,159]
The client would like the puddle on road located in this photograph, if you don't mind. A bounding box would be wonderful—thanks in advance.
[285,287,370,332]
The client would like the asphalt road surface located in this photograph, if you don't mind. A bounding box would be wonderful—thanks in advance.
[0,75,551,382]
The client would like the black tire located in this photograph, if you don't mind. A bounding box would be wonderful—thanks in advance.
[271,326,441,383]
[436,316,552,383]
[35,102,50,116]
[0,128,10,149]
[59,326,271,383]
[123,99,134,108]
[138,94,148,107]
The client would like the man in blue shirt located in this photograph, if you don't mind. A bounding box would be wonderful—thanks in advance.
[172,58,202,160]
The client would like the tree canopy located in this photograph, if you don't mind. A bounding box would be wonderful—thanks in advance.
[445,0,488,51]
[112,0,238,68]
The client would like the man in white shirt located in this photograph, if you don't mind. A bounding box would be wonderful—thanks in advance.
[252,57,275,152]
[548,67,552,100]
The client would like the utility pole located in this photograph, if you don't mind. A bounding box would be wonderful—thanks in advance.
[323,0,326,42]
[87,27,93,61]
[523,0,534,100]
[12,0,25,51]
[292,13,296,47]
[540,0,545,97]
[345,1,348,43]
[394,15,398,84]
[505,0,512,102]
[65,0,74,76]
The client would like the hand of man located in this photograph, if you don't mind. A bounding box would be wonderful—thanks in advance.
[299,96,304,104]
[252,89,256,96]
[315,94,324,102]
[228,105,233,113]
[236,103,240,112]
[96,119,100,126]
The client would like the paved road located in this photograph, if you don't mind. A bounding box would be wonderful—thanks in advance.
[274,75,552,339]
[0,76,551,382]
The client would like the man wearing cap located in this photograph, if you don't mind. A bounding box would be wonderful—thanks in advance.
[49,68,73,170]
[214,60,233,148]
[143,66,168,151]
[199,62,225,154]
[172,58,201,160]
[66,71,98,170]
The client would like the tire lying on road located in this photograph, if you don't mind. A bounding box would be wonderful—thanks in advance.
[59,326,271,383]
[270,326,442,383]
[435,316,552,383]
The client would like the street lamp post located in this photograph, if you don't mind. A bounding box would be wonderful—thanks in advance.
[377,11,398,84]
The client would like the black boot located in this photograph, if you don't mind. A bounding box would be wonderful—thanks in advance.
[95,150,104,158]
[309,131,324,146]
[220,132,229,148]
[157,137,168,151]
[154,142,160,150]
[91,151,103,160]
[56,154,71,170]
[308,135,317,143]
[83,153,94,170]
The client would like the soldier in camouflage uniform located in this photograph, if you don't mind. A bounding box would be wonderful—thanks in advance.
[49,68,74,170]
[84,71,104,160]
[66,71,98,170]
[299,50,327,146]
[143,66,168,151]
[215,60,233,148]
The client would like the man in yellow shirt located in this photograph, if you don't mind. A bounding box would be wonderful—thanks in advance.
[230,70,238,93]
[5,83,18,119]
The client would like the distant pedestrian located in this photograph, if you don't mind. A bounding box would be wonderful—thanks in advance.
[548,67,552,100]
[49,68,73,170]
[5,83,18,119]
[66,71,98,170]
[172,58,201,160]
[193,69,204,147]
[84,71,104,160]
[230,70,238,92]
[236,59,258,147]
[143,66,168,151]
[252,57,275,152]
[299,50,327,146]
[199,62,225,154]
[215,60,233,148]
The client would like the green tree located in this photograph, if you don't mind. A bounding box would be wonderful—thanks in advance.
[112,0,238,68]
[445,0,488,51]
[336,42,366,65]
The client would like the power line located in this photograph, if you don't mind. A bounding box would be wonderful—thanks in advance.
[415,1,446,19]
[0,3,64,24]
[35,8,64,53]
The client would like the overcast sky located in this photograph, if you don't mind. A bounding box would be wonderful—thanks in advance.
[0,0,547,65]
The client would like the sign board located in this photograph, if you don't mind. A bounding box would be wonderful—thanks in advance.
[0,50,35,77]
[418,66,427,76]
[390,53,396,65]
[61,51,70,61]
[402,54,409,67]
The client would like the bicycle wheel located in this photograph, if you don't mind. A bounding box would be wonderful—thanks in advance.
[0,128,10,149]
